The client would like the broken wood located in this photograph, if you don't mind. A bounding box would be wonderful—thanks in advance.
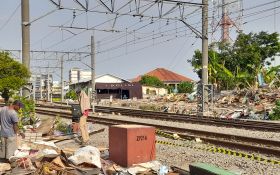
[49,128,105,143]
[36,118,55,135]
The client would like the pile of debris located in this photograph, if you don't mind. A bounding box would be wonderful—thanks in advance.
[96,87,280,120]
[0,117,184,175]
[214,88,280,119]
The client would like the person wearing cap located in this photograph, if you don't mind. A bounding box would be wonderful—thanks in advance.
[76,89,90,145]
[0,100,25,161]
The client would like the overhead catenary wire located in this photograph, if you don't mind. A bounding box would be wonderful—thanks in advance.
[35,0,202,60]
[0,2,21,31]
[89,5,280,65]
[33,1,169,61]
[96,32,195,64]
[37,0,280,56]
[32,0,110,49]
[97,0,280,48]
[32,1,201,61]
[4,0,275,77]
[44,0,164,49]
[33,3,280,63]
[96,5,199,46]
[87,0,278,49]
[33,0,279,54]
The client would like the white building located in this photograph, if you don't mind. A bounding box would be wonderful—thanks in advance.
[79,70,91,80]
[69,68,92,83]
[30,74,53,100]
[69,68,80,83]
[95,74,128,83]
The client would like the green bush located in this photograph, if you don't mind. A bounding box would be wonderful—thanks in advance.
[178,82,193,93]
[55,116,69,134]
[269,100,280,120]
[14,96,36,129]
[65,90,78,100]
[140,75,164,87]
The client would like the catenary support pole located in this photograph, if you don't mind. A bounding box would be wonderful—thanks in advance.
[202,0,208,85]
[91,35,96,112]
[60,56,64,103]
[21,0,31,97]
[198,0,208,114]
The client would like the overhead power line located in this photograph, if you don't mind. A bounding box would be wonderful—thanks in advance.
[0,2,21,31]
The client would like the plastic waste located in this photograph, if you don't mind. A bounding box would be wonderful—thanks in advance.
[68,146,101,168]
[158,165,169,175]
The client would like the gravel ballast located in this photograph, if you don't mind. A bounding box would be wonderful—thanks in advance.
[94,113,280,141]
[79,123,280,175]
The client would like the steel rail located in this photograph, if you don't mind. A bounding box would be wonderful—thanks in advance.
[35,104,280,132]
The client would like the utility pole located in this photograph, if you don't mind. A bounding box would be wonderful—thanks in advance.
[60,57,64,103]
[91,35,96,112]
[202,0,208,85]
[197,0,209,115]
[21,0,31,97]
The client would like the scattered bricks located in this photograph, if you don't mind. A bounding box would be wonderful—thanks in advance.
[24,132,43,142]
[109,125,156,167]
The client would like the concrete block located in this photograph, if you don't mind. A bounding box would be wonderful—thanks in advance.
[109,125,156,167]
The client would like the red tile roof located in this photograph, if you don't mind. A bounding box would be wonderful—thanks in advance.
[132,68,193,83]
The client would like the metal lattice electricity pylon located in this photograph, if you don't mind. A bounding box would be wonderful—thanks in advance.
[210,0,243,43]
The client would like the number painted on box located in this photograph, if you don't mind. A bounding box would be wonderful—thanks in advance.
[136,135,147,141]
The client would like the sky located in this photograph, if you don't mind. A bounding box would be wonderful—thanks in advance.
[0,0,279,82]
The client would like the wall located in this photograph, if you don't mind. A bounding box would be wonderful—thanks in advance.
[79,70,91,80]
[142,85,168,96]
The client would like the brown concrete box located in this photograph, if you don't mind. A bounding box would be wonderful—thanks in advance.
[109,125,156,167]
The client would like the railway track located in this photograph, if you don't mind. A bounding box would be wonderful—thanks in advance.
[36,107,280,158]
[36,104,280,132]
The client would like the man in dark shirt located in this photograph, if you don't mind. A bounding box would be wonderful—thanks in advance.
[0,100,24,160]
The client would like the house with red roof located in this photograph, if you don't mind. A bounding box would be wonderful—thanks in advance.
[132,68,193,94]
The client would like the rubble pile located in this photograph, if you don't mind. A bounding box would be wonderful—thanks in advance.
[100,88,280,120]
[0,117,181,175]
[214,88,280,119]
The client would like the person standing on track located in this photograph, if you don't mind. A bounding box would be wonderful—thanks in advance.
[0,100,24,161]
[76,89,90,145]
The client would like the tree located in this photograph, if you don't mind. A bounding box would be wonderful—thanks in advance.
[232,32,280,70]
[188,32,280,90]
[139,75,164,87]
[177,82,193,93]
[0,52,30,102]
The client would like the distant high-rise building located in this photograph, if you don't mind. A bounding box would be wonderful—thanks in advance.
[79,70,91,80]
[69,68,80,83]
[30,74,53,100]
[69,68,91,83]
